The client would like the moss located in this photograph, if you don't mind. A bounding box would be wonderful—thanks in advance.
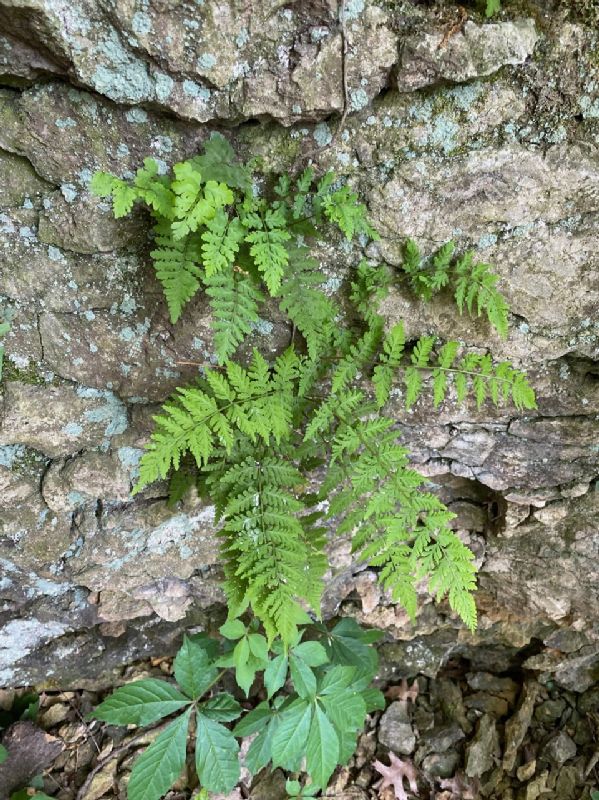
[238,123,302,174]
[2,361,48,386]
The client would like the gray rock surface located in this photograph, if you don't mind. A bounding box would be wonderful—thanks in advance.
[396,20,539,92]
[0,0,598,689]
[378,701,416,755]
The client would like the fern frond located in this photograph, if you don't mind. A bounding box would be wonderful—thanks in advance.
[133,158,175,218]
[204,270,264,363]
[90,171,138,218]
[320,184,378,241]
[215,453,326,643]
[150,219,204,323]
[322,407,477,630]
[201,211,245,278]
[350,261,391,326]
[133,349,300,493]
[401,239,454,300]
[191,133,252,191]
[400,340,536,411]
[373,323,406,407]
[244,214,291,295]
[454,253,509,338]
[331,322,384,395]
[171,161,233,239]
[278,244,338,359]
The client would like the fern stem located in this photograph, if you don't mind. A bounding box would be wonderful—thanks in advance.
[411,364,517,386]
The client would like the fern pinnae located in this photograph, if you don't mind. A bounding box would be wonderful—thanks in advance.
[150,219,203,323]
[204,269,264,363]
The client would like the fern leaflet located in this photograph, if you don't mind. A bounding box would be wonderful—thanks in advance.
[204,269,264,363]
[150,219,203,323]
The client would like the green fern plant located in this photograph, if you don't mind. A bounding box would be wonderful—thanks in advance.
[485,0,502,16]
[400,238,510,338]
[89,142,537,799]
[91,139,372,363]
[91,621,385,800]
[133,255,535,643]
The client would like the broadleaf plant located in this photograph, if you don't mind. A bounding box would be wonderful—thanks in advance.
[91,142,536,797]
[92,622,385,800]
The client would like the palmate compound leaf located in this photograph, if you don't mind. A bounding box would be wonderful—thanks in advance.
[201,693,242,722]
[264,653,288,698]
[127,708,192,800]
[195,712,240,794]
[92,679,191,726]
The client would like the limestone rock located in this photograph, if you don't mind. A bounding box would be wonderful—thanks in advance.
[465,714,500,777]
[0,382,128,457]
[0,0,397,125]
[379,701,417,755]
[0,0,597,689]
[503,681,540,773]
[396,20,539,92]
[541,730,577,767]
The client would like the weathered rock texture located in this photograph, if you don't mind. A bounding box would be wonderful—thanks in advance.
[0,0,597,691]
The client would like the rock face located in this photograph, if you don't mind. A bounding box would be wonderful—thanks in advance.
[0,0,598,690]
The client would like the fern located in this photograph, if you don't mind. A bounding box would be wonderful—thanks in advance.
[95,144,536,644]
[93,142,379,361]
[372,329,536,411]
[485,0,501,16]
[277,244,339,359]
[208,451,327,643]
[454,251,509,338]
[201,211,245,278]
[319,183,379,241]
[171,165,233,240]
[150,219,203,323]
[400,239,509,337]
[204,269,264,362]
[323,405,477,630]
[244,225,290,295]
[133,349,300,493]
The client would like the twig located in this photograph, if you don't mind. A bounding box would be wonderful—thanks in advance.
[75,719,171,800]
[330,0,350,147]
[60,692,101,754]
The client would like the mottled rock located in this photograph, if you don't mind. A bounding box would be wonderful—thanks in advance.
[0,149,50,207]
[421,751,460,780]
[503,681,539,773]
[0,0,598,689]
[535,698,567,724]
[0,1,397,125]
[379,701,417,755]
[465,714,500,778]
[541,730,577,767]
[466,672,519,703]
[0,382,128,457]
[396,20,539,92]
